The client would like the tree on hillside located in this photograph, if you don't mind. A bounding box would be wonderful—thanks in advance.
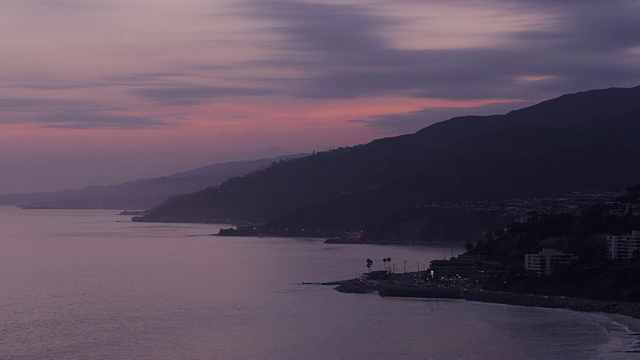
[465,241,474,252]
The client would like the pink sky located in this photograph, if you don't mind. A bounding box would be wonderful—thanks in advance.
[1,0,639,193]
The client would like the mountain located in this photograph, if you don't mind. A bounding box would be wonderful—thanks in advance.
[0,155,305,210]
[138,86,640,241]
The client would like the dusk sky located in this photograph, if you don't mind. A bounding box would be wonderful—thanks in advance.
[2,0,640,193]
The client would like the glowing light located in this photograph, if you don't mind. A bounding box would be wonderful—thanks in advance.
[517,75,555,82]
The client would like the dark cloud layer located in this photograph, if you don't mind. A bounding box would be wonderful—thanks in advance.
[0,98,126,113]
[116,0,640,132]
[242,0,640,99]
[0,98,167,129]
[35,113,168,129]
[8,0,640,133]
[133,85,272,106]
[33,0,103,10]
[240,0,640,131]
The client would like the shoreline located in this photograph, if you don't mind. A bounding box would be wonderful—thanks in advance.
[328,280,640,320]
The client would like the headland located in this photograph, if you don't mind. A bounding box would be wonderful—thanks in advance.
[323,271,640,319]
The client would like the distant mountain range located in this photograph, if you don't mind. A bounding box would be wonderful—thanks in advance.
[0,155,305,210]
[137,85,640,242]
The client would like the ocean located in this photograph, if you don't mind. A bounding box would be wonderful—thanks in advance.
[1,206,639,359]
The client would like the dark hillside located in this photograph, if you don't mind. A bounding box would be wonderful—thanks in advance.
[140,85,640,241]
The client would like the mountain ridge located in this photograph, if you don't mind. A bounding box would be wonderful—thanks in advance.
[138,85,640,242]
[0,154,306,210]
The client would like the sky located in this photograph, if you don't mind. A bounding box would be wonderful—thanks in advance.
[1,0,640,193]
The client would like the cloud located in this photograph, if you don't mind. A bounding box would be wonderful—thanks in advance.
[242,0,640,101]
[246,1,394,56]
[32,0,104,10]
[104,72,188,85]
[5,0,640,133]
[0,98,126,113]
[34,112,169,129]
[133,85,272,105]
[0,98,168,129]
[7,72,187,91]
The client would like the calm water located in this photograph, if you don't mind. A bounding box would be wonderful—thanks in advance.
[1,206,639,359]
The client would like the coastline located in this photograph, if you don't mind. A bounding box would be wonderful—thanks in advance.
[329,280,640,320]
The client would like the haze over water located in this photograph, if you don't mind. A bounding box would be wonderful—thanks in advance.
[1,206,639,359]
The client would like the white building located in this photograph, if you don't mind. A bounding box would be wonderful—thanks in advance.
[607,230,640,260]
[524,248,578,276]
